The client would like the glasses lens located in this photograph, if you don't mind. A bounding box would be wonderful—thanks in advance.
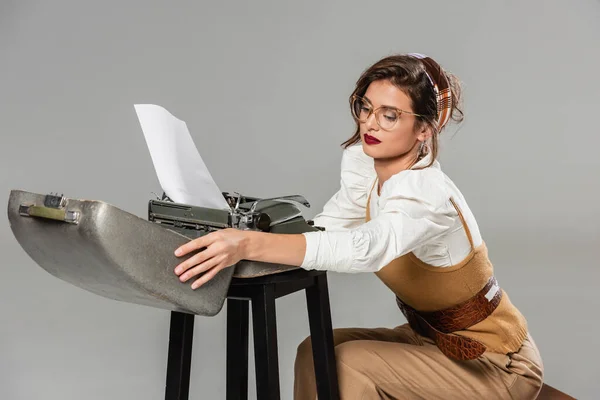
[376,108,399,130]
[352,97,371,122]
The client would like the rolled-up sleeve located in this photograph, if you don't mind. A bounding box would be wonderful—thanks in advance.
[301,168,457,273]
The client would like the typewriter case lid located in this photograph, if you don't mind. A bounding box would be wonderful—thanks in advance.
[7,190,319,316]
[7,190,237,316]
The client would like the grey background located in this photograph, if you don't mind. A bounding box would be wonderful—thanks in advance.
[1,0,598,399]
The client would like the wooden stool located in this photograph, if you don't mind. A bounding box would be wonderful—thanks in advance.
[163,268,340,400]
[536,383,576,400]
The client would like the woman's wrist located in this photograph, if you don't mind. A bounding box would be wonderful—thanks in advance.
[241,230,307,267]
[242,230,263,261]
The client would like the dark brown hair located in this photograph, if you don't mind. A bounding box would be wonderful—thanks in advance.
[341,54,464,168]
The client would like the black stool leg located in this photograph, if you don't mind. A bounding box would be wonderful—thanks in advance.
[306,273,340,400]
[165,311,195,400]
[251,284,280,400]
[226,298,249,400]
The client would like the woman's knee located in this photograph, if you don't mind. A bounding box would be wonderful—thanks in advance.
[334,340,373,370]
[294,335,314,368]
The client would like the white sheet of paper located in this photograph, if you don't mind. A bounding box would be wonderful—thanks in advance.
[134,104,230,210]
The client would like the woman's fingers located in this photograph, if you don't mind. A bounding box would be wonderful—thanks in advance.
[191,263,227,290]
[179,253,224,283]
[174,239,220,275]
[174,231,218,258]
[172,229,243,289]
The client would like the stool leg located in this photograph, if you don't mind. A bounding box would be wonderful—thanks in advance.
[165,311,195,400]
[251,284,281,400]
[226,298,249,400]
[306,273,340,400]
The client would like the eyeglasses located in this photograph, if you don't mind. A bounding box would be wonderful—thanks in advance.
[350,95,424,131]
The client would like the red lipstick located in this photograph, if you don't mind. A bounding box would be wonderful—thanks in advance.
[363,134,381,145]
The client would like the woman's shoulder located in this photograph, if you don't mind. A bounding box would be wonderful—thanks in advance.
[380,161,452,211]
[341,144,375,174]
[338,147,468,214]
[338,144,377,191]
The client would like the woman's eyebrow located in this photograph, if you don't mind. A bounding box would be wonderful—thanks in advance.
[363,95,397,109]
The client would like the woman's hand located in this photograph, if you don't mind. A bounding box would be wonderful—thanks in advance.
[174,228,249,290]
[174,228,308,290]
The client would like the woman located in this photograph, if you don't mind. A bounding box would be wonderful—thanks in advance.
[173,53,544,399]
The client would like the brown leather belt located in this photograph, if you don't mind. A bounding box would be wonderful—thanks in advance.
[396,276,502,361]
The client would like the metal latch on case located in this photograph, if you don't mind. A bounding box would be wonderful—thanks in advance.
[19,193,80,224]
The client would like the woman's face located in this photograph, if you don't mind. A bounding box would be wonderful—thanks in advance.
[358,80,429,161]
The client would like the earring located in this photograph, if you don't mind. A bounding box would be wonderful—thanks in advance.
[419,140,427,156]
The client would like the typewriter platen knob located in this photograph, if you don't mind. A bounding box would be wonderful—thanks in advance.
[254,212,271,231]
[239,212,271,231]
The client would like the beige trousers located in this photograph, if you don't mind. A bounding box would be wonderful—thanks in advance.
[294,323,543,400]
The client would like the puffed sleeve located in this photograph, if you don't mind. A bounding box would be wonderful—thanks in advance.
[301,167,457,273]
[310,144,376,231]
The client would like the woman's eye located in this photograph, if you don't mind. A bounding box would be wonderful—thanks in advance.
[383,112,397,121]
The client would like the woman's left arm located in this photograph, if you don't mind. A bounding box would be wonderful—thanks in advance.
[174,229,306,289]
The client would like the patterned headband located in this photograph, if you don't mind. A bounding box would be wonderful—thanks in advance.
[407,53,452,131]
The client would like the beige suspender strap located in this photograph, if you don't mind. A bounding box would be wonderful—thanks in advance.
[449,197,475,250]
[365,178,378,221]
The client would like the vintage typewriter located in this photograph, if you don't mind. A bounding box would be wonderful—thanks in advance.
[147,190,324,276]
[149,191,321,236]
[8,189,322,317]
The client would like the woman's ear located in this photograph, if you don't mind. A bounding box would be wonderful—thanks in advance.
[416,124,433,142]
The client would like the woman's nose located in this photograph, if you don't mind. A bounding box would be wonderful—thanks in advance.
[364,112,379,131]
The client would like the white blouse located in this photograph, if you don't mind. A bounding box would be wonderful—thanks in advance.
[300,144,483,273]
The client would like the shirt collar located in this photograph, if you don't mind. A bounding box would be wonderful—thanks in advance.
[372,152,440,198]
[410,151,439,170]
